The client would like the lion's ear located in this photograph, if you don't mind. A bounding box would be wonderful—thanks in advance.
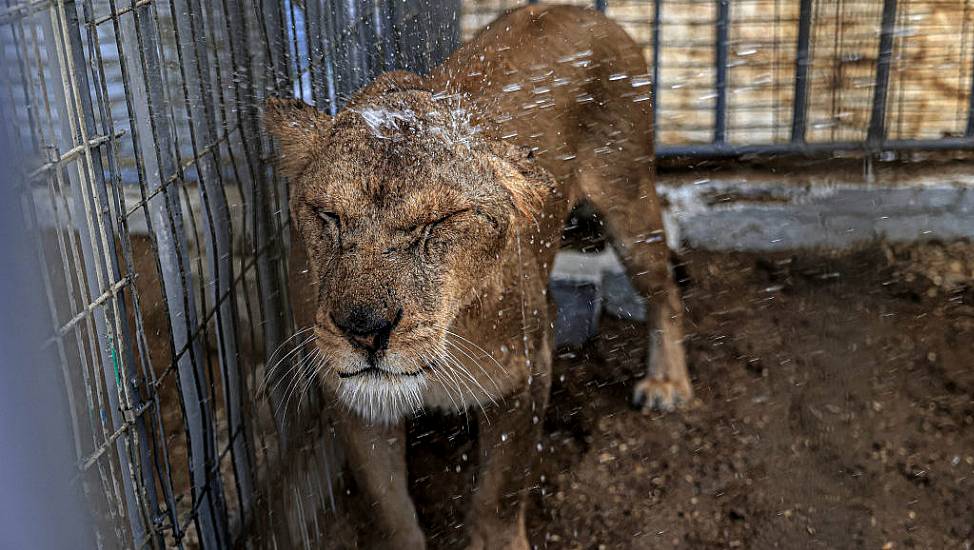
[262,98,331,180]
[488,141,554,227]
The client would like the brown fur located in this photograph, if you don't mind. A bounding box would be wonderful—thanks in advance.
[264,5,691,548]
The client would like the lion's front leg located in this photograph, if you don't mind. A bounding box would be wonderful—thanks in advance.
[466,339,551,550]
[336,413,425,549]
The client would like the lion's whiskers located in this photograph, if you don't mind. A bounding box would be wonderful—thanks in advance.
[444,337,505,396]
[443,348,497,410]
[275,346,321,425]
[262,337,318,408]
[444,328,511,379]
[257,326,315,395]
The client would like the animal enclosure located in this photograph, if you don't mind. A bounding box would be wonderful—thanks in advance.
[0,0,972,548]
[0,0,459,547]
[466,0,974,156]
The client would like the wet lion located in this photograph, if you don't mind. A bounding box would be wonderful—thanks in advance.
[263,4,690,548]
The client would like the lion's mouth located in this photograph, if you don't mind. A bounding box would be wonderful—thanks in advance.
[337,365,429,379]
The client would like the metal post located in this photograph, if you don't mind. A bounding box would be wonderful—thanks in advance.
[378,0,398,71]
[256,0,296,453]
[652,0,661,130]
[169,0,255,531]
[51,0,161,545]
[868,0,899,146]
[966,36,974,137]
[714,0,730,144]
[306,0,327,105]
[119,0,228,545]
[791,0,813,143]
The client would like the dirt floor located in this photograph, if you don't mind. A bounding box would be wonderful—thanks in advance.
[407,241,974,549]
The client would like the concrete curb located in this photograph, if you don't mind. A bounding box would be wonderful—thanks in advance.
[550,176,974,347]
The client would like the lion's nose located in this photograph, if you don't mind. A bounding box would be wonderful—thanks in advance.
[330,305,403,354]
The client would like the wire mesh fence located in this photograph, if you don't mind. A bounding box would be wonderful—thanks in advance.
[463,0,974,157]
[0,0,458,547]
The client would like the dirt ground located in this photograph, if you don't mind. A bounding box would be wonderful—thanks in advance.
[407,241,974,549]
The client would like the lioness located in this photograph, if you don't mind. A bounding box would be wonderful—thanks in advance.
[263,4,690,548]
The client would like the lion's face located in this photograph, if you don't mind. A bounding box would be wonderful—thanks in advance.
[265,84,549,423]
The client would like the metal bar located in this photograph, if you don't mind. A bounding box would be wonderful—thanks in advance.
[967,32,974,136]
[255,0,294,453]
[219,0,283,448]
[378,0,397,71]
[53,0,162,545]
[651,0,661,131]
[867,0,899,146]
[305,0,325,104]
[119,0,227,545]
[348,0,369,88]
[171,0,254,535]
[285,0,304,99]
[322,0,340,112]
[24,131,120,183]
[259,0,293,95]
[790,0,813,143]
[220,8,302,544]
[77,401,153,471]
[89,0,150,25]
[657,136,974,159]
[33,0,135,541]
[714,0,729,144]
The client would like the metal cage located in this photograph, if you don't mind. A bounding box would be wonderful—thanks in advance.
[464,0,974,158]
[0,0,458,547]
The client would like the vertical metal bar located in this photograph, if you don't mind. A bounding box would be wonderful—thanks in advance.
[99,0,187,543]
[439,0,461,65]
[30,9,130,544]
[119,0,228,545]
[791,0,813,143]
[652,0,661,131]
[322,0,340,112]
[261,0,293,95]
[237,29,299,550]
[363,0,383,80]
[868,0,898,146]
[256,0,295,453]
[714,0,730,144]
[285,0,304,99]
[170,0,255,533]
[349,0,369,88]
[306,0,326,104]
[967,36,974,136]
[70,1,170,545]
[52,0,160,545]
[378,0,397,71]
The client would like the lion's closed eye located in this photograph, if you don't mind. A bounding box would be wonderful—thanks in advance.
[401,209,470,234]
[315,208,341,227]
[409,209,471,253]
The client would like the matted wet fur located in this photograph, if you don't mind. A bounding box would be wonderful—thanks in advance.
[263,5,690,548]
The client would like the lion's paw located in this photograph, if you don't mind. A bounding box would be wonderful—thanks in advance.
[631,377,693,413]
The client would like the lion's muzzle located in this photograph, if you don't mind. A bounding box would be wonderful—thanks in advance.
[330,303,403,356]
